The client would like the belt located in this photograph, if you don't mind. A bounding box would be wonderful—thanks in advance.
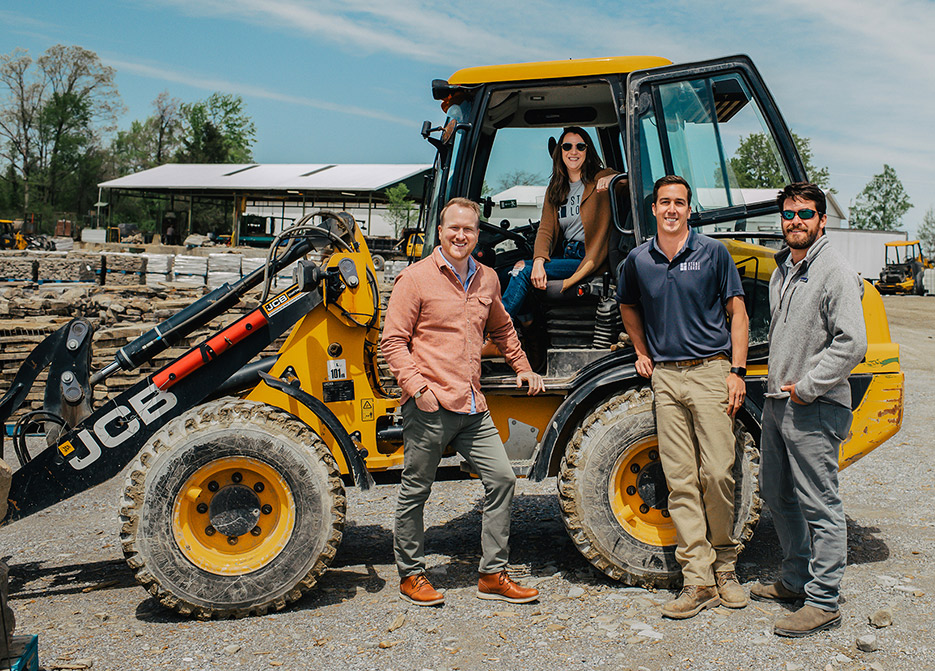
[662,353,728,368]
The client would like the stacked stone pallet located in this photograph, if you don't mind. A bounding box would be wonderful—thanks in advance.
[143,253,174,286]
[173,255,208,286]
[207,253,242,288]
[0,283,284,431]
[0,252,37,282]
[104,252,147,286]
[35,251,97,283]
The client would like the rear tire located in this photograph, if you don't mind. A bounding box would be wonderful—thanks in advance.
[558,387,760,588]
[119,399,345,618]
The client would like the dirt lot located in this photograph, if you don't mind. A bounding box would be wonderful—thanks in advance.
[2,295,934,671]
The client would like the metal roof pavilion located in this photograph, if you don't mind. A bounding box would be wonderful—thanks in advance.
[98,163,432,197]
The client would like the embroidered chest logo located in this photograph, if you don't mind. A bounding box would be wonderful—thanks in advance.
[679,261,701,272]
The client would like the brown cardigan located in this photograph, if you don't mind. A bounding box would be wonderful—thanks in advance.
[532,168,617,291]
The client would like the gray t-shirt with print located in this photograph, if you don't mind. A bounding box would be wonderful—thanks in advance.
[558,180,586,243]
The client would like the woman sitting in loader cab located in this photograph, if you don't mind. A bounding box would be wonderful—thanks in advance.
[500,126,619,319]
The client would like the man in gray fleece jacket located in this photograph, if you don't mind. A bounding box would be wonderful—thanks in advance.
[751,182,867,638]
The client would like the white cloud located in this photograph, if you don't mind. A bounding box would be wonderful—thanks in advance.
[106,57,417,126]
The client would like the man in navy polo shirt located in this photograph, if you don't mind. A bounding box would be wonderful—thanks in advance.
[617,175,749,619]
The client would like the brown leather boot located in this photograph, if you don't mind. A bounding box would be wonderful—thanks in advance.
[399,574,444,606]
[774,604,841,637]
[661,585,720,619]
[715,571,748,608]
[477,571,539,603]
[750,579,805,604]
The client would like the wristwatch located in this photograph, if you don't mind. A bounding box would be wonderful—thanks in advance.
[413,386,428,399]
[729,366,747,378]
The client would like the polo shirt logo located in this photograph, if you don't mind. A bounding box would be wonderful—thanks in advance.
[680,261,701,271]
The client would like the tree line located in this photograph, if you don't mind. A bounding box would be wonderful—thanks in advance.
[0,44,255,233]
[1,44,932,254]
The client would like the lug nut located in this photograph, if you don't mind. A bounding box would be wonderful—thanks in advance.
[626,486,637,496]
[227,536,238,545]
[261,504,273,515]
[207,480,219,492]
[253,482,265,493]
[232,472,243,483]
[196,503,208,514]
[250,526,262,536]
[639,504,650,514]
[662,510,670,518]
[630,463,640,474]
[648,450,659,461]
[205,526,216,536]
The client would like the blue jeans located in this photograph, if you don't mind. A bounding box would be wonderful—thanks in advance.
[501,241,584,317]
[760,397,852,611]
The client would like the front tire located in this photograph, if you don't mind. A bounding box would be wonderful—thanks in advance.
[558,387,760,588]
[119,399,346,618]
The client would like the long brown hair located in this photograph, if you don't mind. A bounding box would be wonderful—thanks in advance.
[545,126,604,208]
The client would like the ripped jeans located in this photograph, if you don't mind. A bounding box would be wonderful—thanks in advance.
[501,241,584,318]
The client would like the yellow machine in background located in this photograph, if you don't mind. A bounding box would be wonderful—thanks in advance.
[876,240,932,295]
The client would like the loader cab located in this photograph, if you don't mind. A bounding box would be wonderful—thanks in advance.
[422,55,808,359]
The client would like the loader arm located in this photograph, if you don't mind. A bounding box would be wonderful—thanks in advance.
[2,280,324,523]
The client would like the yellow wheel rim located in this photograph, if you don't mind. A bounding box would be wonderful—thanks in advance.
[608,437,677,547]
[172,456,296,576]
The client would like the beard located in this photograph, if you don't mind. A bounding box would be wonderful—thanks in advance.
[783,227,819,250]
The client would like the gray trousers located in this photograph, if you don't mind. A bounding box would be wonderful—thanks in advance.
[760,397,852,611]
[395,400,516,578]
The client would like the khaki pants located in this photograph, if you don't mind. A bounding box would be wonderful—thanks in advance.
[652,357,738,585]
[395,401,516,578]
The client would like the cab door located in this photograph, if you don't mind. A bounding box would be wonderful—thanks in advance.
[624,55,808,243]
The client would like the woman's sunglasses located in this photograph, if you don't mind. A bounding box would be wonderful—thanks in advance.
[780,209,821,221]
[561,142,587,152]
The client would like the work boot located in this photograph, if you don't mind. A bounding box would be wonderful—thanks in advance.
[750,579,806,604]
[661,585,720,619]
[477,570,539,604]
[399,574,444,606]
[774,604,841,637]
[715,570,748,608]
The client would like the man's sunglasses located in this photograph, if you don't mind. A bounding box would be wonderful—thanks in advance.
[561,142,587,151]
[780,209,822,221]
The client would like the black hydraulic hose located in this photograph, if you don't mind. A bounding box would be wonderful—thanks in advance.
[90,237,313,385]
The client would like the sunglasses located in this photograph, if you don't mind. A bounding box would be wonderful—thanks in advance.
[561,142,587,152]
[780,209,821,221]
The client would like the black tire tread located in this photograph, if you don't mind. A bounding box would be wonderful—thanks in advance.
[118,398,345,619]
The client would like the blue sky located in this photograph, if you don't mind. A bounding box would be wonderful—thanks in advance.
[3,0,934,236]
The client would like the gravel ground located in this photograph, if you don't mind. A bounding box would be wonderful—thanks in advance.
[2,295,933,671]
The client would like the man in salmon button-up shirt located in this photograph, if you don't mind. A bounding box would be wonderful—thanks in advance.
[381,197,545,607]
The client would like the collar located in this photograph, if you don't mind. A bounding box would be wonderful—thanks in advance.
[651,227,697,258]
[435,246,476,279]
[774,233,829,271]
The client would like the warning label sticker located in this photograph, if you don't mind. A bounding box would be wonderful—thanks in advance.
[361,398,374,421]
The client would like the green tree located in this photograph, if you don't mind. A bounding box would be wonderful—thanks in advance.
[177,92,255,163]
[384,183,416,237]
[850,164,912,231]
[917,207,935,258]
[729,132,831,189]
[110,92,184,175]
[0,45,120,215]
